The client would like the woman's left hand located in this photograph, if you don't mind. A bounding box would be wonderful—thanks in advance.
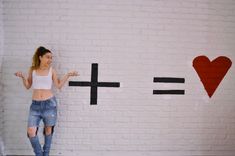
[67,71,79,77]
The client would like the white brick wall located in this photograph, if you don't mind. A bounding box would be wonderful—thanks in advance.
[0,0,5,155]
[1,0,235,155]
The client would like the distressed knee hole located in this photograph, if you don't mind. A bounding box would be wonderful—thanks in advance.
[27,127,38,138]
[43,125,55,136]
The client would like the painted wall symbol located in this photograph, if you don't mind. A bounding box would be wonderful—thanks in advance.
[69,63,120,105]
[193,56,232,98]
[153,77,185,95]
[69,56,232,104]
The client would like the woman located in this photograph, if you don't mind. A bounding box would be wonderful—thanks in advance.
[15,46,79,156]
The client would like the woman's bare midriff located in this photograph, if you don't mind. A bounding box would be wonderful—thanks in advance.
[32,89,54,101]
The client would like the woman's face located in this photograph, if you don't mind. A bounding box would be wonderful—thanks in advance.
[39,52,52,67]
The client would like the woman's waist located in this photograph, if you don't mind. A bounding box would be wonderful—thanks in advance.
[32,89,54,101]
[32,95,56,103]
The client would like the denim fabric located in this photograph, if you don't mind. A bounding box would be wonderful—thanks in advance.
[29,135,43,156]
[28,96,57,127]
[27,96,57,156]
[43,134,53,156]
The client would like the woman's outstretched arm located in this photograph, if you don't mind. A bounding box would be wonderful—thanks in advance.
[52,68,79,90]
[14,69,32,89]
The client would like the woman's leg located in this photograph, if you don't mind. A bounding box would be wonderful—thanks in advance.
[42,97,57,156]
[42,125,55,156]
[27,127,43,156]
[27,100,43,156]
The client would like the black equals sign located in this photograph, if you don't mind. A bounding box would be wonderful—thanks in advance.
[153,77,185,95]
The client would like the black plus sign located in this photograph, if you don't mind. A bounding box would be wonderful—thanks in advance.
[69,63,120,105]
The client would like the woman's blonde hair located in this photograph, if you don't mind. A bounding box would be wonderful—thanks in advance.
[31,46,51,70]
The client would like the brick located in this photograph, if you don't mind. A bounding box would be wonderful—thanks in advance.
[1,0,235,155]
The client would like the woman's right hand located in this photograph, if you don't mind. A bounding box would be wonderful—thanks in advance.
[14,71,24,79]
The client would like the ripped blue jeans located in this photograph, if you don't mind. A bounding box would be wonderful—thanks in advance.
[27,96,57,156]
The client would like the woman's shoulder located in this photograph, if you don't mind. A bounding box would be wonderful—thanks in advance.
[27,68,34,77]
[29,67,34,73]
[51,66,57,74]
[50,66,54,71]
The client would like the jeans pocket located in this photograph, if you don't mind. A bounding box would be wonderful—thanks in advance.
[46,98,57,109]
[30,103,41,111]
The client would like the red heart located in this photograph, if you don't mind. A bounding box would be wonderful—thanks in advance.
[193,55,232,97]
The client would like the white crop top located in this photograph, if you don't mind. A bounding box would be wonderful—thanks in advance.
[32,67,53,89]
